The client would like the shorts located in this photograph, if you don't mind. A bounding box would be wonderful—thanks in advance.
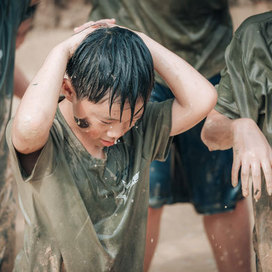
[149,75,243,214]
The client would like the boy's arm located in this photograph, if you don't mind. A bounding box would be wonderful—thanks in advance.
[12,44,69,154]
[12,20,114,155]
[201,109,272,201]
[137,33,217,137]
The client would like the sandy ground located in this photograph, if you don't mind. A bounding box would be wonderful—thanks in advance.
[14,1,272,271]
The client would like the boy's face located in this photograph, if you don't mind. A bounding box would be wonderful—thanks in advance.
[72,96,144,148]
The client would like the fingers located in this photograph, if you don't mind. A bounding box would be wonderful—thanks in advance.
[240,162,250,197]
[262,161,272,196]
[231,156,240,187]
[74,18,116,33]
[251,162,261,201]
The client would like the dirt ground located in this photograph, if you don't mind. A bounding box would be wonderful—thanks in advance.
[14,1,272,271]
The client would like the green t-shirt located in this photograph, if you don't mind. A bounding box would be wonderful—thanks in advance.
[7,99,173,272]
[215,11,272,144]
[89,0,232,82]
[0,0,30,185]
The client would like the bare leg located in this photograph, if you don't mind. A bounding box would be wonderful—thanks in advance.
[144,207,164,272]
[203,199,251,272]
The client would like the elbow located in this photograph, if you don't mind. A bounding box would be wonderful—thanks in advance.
[201,110,232,151]
[200,122,217,151]
[12,114,48,154]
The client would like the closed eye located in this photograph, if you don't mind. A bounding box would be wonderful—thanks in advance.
[100,120,112,125]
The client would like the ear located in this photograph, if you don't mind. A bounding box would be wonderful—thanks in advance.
[62,78,76,102]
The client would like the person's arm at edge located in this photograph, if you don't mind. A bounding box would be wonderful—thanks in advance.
[12,44,68,154]
[137,33,217,137]
[201,109,272,200]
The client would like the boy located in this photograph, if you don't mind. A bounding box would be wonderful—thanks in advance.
[201,11,272,271]
[88,2,251,271]
[7,23,216,271]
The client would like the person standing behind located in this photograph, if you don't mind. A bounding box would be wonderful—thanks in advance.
[88,1,251,271]
[201,11,272,272]
[0,1,39,271]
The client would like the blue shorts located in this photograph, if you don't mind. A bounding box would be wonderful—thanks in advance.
[149,75,243,214]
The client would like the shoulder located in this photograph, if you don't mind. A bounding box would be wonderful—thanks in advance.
[234,11,272,41]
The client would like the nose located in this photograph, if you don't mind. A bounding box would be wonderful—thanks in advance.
[106,123,125,139]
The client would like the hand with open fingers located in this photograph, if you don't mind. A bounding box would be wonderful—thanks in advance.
[74,19,116,33]
[231,118,272,201]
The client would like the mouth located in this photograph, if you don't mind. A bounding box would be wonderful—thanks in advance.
[100,139,115,147]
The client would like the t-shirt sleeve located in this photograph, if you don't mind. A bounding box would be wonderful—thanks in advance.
[6,119,64,182]
[215,18,272,123]
[141,99,173,162]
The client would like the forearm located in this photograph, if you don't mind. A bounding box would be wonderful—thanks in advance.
[138,33,217,135]
[12,44,69,154]
[201,110,258,151]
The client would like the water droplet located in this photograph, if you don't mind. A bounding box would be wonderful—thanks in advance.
[115,213,117,216]
[151,238,154,243]
[131,199,134,203]
[224,205,227,209]
[94,164,97,167]
[211,234,215,240]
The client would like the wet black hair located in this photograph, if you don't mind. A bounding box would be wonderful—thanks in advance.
[66,26,154,123]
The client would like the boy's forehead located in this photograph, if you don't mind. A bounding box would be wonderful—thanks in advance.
[79,97,144,119]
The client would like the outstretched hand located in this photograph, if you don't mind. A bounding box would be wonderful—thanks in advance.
[231,118,272,201]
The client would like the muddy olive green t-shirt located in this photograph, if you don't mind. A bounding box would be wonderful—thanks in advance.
[0,0,30,192]
[89,0,232,82]
[215,11,272,144]
[7,99,173,272]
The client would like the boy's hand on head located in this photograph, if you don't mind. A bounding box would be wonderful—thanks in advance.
[57,19,117,58]
[58,20,114,59]
[231,118,272,201]
[74,19,116,33]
